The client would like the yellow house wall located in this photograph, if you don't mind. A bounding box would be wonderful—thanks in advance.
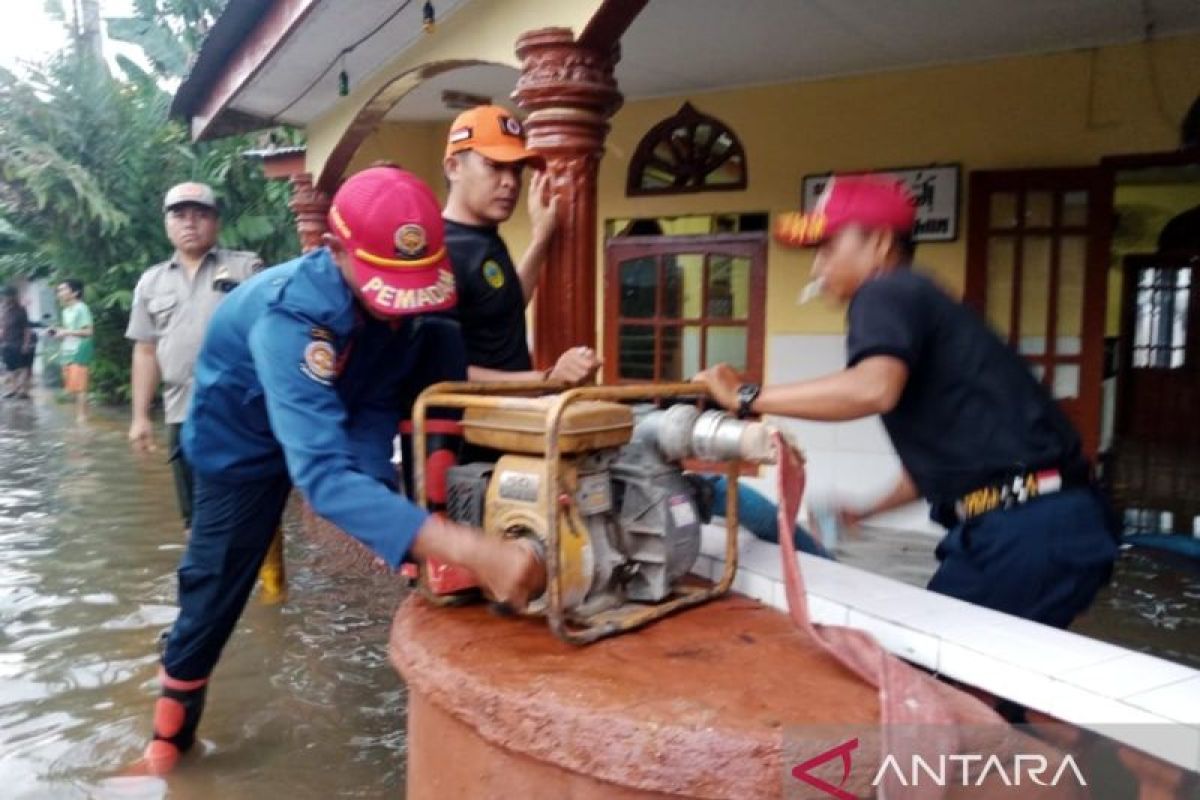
[339,33,1200,358]
[598,33,1200,343]
[306,0,603,184]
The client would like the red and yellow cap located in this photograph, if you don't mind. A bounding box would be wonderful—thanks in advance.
[775,175,916,248]
[444,105,544,166]
[327,167,456,318]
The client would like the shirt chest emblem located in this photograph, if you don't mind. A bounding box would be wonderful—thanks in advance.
[482,259,505,289]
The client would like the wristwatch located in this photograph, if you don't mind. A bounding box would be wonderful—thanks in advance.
[736,383,761,419]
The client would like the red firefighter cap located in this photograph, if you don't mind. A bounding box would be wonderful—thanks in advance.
[775,175,917,247]
[327,167,456,317]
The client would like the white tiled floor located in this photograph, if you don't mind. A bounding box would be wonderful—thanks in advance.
[691,524,1200,773]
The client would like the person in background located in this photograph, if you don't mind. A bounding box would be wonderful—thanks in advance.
[442,105,601,386]
[50,279,94,423]
[1,286,35,399]
[123,182,286,600]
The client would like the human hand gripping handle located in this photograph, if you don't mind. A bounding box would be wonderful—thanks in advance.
[549,346,602,385]
[410,516,546,609]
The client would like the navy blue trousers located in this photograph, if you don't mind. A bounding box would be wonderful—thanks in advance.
[162,472,292,681]
[927,488,1118,629]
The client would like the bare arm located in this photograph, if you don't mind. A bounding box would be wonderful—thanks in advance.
[515,171,558,305]
[856,470,921,520]
[468,364,547,383]
[129,341,160,451]
[466,345,601,386]
[694,356,910,422]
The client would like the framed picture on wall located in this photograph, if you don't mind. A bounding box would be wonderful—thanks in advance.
[801,164,961,243]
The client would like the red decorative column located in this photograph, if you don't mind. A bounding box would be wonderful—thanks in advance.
[289,171,331,253]
[514,28,623,368]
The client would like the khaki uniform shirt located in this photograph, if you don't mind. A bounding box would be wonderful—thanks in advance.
[126,248,263,423]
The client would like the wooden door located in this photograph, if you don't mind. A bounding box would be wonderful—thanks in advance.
[1112,253,1200,534]
[964,168,1112,456]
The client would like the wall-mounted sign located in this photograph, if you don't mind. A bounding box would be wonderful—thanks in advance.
[801,165,961,243]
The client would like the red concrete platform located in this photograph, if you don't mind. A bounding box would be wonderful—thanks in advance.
[391,594,895,799]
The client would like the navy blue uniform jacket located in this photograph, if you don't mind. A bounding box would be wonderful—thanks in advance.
[183,248,464,568]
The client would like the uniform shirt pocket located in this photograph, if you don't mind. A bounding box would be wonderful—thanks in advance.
[147,293,179,332]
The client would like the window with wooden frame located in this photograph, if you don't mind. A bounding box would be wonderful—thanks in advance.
[626,102,747,196]
[603,233,767,384]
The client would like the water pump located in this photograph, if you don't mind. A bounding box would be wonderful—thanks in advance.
[411,383,780,644]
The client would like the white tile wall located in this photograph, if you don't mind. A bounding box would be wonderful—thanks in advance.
[763,333,940,535]
[689,524,1200,773]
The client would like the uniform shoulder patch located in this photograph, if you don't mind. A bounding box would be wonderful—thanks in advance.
[482,259,505,289]
[301,339,337,386]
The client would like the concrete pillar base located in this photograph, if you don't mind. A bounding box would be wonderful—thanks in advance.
[392,594,885,799]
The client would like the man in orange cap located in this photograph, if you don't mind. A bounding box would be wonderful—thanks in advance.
[695,175,1117,631]
[442,105,601,385]
[139,167,544,774]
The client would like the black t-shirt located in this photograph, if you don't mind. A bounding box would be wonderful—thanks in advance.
[846,269,1083,505]
[443,219,532,372]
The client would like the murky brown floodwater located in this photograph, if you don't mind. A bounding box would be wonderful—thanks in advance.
[0,395,408,800]
[3,393,1198,800]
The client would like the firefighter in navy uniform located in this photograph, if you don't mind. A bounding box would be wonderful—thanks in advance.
[695,175,1118,630]
[139,167,544,775]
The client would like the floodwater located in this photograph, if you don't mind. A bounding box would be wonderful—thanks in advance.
[0,396,408,799]
[2,394,1199,800]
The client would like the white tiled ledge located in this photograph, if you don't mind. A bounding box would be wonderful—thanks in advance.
[693,524,1200,774]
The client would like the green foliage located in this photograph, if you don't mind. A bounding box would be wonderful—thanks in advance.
[0,1,301,403]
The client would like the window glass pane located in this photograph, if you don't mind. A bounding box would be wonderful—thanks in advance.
[661,325,702,381]
[1056,237,1086,356]
[618,325,655,380]
[1025,191,1053,227]
[985,237,1014,337]
[663,254,703,318]
[619,258,657,318]
[705,326,748,372]
[1053,363,1080,398]
[990,192,1018,228]
[707,151,742,186]
[1132,267,1190,369]
[1062,191,1089,226]
[706,256,750,319]
[1018,236,1051,355]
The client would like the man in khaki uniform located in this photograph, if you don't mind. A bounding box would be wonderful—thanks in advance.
[126,182,285,600]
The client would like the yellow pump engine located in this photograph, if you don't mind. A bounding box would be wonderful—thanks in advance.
[411,383,782,644]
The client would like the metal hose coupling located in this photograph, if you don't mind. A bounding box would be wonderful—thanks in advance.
[645,404,778,464]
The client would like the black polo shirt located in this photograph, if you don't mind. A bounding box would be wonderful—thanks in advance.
[846,268,1083,506]
[443,219,532,372]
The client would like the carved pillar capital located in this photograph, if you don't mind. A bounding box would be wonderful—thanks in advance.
[288,172,331,253]
[513,28,622,368]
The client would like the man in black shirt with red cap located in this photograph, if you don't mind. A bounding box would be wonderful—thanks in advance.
[695,175,1117,629]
